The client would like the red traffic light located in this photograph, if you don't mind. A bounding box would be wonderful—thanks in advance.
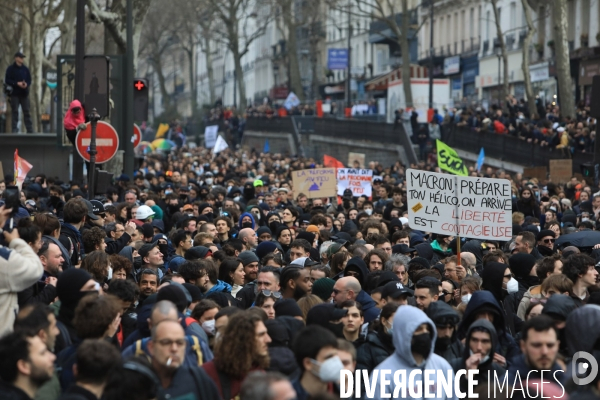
[134,80,146,91]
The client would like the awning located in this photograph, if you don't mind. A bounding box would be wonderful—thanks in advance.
[365,65,428,91]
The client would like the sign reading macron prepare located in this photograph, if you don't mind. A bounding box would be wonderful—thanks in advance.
[337,169,373,196]
[406,169,512,240]
[292,168,337,199]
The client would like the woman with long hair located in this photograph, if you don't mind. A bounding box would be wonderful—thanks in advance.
[514,187,540,218]
[218,258,246,296]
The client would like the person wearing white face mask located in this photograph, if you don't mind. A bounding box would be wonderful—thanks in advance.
[291,325,344,400]
[480,262,520,338]
[449,319,506,394]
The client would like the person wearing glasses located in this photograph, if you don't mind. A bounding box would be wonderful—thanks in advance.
[148,320,220,399]
[254,290,281,319]
[480,262,521,338]
[536,229,557,257]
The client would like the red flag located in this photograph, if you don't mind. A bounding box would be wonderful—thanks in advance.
[323,154,344,169]
[14,149,32,190]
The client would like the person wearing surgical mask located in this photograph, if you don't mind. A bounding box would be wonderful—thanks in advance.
[192,299,220,345]
[291,325,344,399]
[450,319,506,394]
[480,262,520,337]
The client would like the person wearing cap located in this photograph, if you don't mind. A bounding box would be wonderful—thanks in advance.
[332,277,380,323]
[59,198,90,267]
[136,205,156,223]
[5,51,32,133]
[276,187,293,209]
[380,281,413,306]
[138,242,165,279]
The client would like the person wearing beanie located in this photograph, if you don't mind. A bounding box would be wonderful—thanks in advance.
[238,250,260,284]
[256,241,279,261]
[312,278,336,302]
[256,226,272,243]
[157,285,188,313]
[273,298,303,320]
[54,269,97,353]
[536,229,556,257]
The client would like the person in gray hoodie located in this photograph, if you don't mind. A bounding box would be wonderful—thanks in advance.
[372,306,457,400]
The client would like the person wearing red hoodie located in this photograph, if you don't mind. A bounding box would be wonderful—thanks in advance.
[63,100,86,146]
[202,311,271,399]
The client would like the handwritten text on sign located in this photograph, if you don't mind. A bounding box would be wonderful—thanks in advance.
[292,168,337,199]
[406,169,513,240]
[337,169,373,197]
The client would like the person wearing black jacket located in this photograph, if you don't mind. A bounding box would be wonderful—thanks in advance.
[17,241,62,307]
[4,52,33,133]
[355,302,398,374]
[104,221,136,255]
[480,261,522,336]
[450,319,507,394]
[426,301,464,361]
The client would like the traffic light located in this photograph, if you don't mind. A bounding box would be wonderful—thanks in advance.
[133,78,149,121]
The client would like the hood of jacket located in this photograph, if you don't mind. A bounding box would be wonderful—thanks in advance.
[426,301,461,326]
[207,279,232,295]
[480,262,507,302]
[463,319,498,365]
[344,257,370,288]
[119,245,134,262]
[543,294,577,322]
[63,100,85,130]
[392,305,437,367]
[431,240,452,256]
[414,243,434,262]
[461,240,484,271]
[238,212,256,230]
[355,290,381,323]
[458,290,505,339]
[566,305,600,357]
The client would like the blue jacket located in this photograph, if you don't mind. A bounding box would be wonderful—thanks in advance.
[5,62,31,96]
[355,290,380,323]
[207,279,232,295]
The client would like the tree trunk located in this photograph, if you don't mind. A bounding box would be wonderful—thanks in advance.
[60,0,77,54]
[491,0,509,111]
[521,0,538,118]
[233,50,247,111]
[203,34,216,105]
[282,0,305,100]
[27,7,43,132]
[553,0,575,118]
[400,0,413,108]
[152,55,171,110]
[185,46,197,115]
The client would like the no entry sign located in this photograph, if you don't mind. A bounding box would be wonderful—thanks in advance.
[75,121,119,163]
[133,124,141,148]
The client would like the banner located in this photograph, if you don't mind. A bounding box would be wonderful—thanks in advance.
[327,49,348,70]
[323,154,344,169]
[436,139,468,176]
[212,135,229,155]
[204,125,219,148]
[284,92,300,110]
[476,148,485,173]
[337,169,373,196]
[14,149,32,190]
[406,169,512,240]
[292,168,337,199]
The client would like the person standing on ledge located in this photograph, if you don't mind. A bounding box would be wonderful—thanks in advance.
[5,51,33,133]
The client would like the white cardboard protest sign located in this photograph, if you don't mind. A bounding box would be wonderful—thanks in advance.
[406,169,512,240]
[337,168,373,196]
[204,125,218,148]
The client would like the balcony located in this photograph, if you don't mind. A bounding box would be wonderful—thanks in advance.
[483,40,489,54]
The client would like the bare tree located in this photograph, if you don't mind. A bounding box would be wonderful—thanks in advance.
[85,0,152,72]
[138,0,177,111]
[490,0,509,111]
[275,0,305,100]
[552,0,574,118]
[329,0,419,107]
[521,0,537,117]
[197,11,217,105]
[207,0,273,110]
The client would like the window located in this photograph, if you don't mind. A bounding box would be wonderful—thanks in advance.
[486,10,490,41]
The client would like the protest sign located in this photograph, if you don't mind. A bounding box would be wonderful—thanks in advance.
[204,125,218,148]
[348,152,365,168]
[406,169,512,240]
[436,139,468,176]
[292,168,337,199]
[337,168,373,196]
[549,159,572,184]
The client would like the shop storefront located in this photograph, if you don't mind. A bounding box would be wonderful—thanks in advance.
[529,61,557,108]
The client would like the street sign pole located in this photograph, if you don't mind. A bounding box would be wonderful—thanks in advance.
[123,0,134,177]
[88,108,100,199]
[73,0,85,183]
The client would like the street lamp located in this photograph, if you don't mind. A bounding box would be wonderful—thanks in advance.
[494,39,502,108]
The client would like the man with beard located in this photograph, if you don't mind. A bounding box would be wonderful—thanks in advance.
[239,251,260,285]
[508,315,564,388]
[236,266,281,309]
[178,261,210,293]
[426,301,463,361]
[137,269,159,305]
[280,265,312,301]
[18,241,63,306]
[332,277,380,323]
[202,312,270,399]
[0,332,56,399]
[238,228,258,251]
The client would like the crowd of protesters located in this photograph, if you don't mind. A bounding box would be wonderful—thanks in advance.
[2,143,600,399]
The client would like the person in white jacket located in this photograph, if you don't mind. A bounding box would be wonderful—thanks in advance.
[0,205,44,336]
